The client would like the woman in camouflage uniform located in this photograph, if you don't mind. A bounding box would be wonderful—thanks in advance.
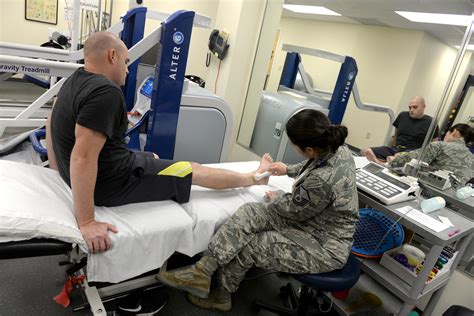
[387,123,473,184]
[158,109,359,311]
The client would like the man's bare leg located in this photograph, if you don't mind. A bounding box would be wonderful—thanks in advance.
[360,147,378,162]
[191,154,273,190]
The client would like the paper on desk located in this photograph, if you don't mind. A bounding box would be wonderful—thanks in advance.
[438,216,454,227]
[354,156,370,169]
[404,208,450,232]
[396,206,413,214]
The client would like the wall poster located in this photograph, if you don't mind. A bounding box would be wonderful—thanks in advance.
[25,0,58,25]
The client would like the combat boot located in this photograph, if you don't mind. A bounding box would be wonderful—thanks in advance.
[156,256,218,299]
[187,287,232,312]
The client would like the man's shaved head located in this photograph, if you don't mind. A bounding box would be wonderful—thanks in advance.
[84,31,125,61]
[412,96,425,107]
[82,31,130,86]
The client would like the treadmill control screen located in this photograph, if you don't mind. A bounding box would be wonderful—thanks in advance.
[140,78,154,98]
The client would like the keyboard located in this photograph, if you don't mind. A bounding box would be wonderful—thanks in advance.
[356,162,419,205]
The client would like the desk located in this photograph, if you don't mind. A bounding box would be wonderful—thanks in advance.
[358,191,474,316]
[419,183,474,277]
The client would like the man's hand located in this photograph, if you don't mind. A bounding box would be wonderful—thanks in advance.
[80,220,118,254]
[269,162,287,176]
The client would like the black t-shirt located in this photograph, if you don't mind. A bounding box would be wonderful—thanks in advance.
[393,111,439,150]
[51,68,135,203]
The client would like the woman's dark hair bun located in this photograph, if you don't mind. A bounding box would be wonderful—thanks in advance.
[451,123,473,143]
[286,109,348,153]
[328,125,348,152]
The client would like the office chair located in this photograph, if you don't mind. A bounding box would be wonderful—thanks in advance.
[254,254,360,315]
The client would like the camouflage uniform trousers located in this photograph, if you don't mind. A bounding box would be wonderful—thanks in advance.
[207,202,338,293]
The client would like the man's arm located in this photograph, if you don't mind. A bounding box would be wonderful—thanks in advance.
[45,114,58,171]
[391,112,402,147]
[391,128,398,147]
[431,124,440,141]
[71,124,118,253]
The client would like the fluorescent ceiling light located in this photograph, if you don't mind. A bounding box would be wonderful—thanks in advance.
[455,45,474,51]
[395,11,472,26]
[283,4,341,16]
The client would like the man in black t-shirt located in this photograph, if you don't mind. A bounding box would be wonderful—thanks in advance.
[46,32,272,254]
[361,96,439,161]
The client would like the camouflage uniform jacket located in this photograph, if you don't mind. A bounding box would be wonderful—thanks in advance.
[389,138,473,184]
[261,146,359,266]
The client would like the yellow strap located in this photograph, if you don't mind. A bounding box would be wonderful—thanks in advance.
[158,161,192,177]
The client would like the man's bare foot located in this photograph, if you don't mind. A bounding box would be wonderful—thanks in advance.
[361,148,377,162]
[253,153,273,184]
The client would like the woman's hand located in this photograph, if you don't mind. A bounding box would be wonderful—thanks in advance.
[265,190,278,199]
[264,190,279,202]
[268,162,288,176]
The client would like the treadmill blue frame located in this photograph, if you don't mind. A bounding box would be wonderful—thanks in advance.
[328,56,357,125]
[144,10,195,158]
[279,52,301,89]
[279,52,358,125]
[121,7,147,111]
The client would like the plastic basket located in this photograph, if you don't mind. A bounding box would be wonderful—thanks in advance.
[351,208,404,258]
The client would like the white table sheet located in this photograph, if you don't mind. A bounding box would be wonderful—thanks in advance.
[0,160,294,283]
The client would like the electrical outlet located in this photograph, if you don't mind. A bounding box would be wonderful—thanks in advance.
[365,132,371,140]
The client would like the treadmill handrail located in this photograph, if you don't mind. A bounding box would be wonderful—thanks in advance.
[0,8,211,138]
[128,25,162,65]
[279,44,395,146]
[146,10,211,28]
[282,44,346,63]
[0,9,210,63]
[0,55,81,77]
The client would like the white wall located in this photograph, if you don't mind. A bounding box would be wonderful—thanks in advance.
[207,0,283,162]
[400,32,472,132]
[234,0,284,149]
[0,0,71,46]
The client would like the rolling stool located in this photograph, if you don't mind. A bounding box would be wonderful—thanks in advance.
[254,254,360,315]
[442,305,473,316]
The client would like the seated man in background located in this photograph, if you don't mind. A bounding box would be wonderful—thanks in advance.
[361,96,439,161]
[381,123,473,185]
